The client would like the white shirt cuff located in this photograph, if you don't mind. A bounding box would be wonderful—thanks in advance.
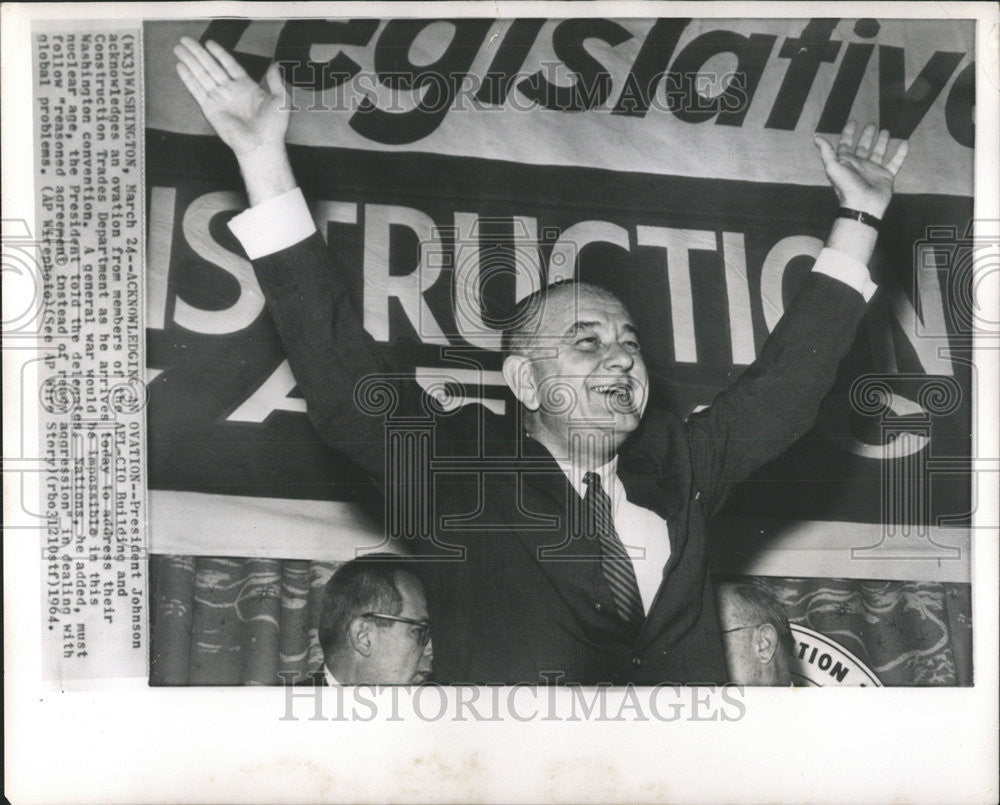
[227,187,316,260]
[811,247,877,302]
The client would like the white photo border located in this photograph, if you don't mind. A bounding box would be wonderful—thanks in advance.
[3,2,997,803]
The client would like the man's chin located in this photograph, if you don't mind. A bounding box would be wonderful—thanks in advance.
[596,397,645,427]
[572,411,642,438]
[611,409,643,433]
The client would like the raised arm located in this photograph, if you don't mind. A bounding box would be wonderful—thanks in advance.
[174,38,404,488]
[685,121,909,515]
[814,121,908,269]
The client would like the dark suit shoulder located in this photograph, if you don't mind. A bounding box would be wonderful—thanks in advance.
[434,397,523,460]
[622,406,689,474]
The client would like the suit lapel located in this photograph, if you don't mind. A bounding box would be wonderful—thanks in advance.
[618,437,701,651]
[513,431,704,650]
[513,436,610,600]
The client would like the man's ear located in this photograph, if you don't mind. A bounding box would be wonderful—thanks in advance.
[348,617,374,657]
[502,354,540,411]
[754,624,779,665]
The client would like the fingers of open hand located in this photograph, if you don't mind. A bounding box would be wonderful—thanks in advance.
[205,39,248,80]
[855,123,877,158]
[813,136,843,178]
[264,62,288,101]
[838,120,877,160]
[853,130,910,177]
[884,140,909,176]
[174,37,228,93]
[870,129,890,163]
[185,36,230,84]
[836,120,857,159]
[834,120,909,176]
[175,61,208,104]
[174,46,213,94]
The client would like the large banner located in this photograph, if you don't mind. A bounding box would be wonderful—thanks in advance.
[143,18,974,578]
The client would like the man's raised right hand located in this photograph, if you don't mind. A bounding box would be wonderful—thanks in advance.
[174,37,290,160]
[174,37,297,205]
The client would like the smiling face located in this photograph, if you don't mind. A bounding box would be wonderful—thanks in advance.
[503,283,649,464]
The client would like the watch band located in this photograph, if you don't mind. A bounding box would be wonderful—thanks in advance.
[837,207,881,228]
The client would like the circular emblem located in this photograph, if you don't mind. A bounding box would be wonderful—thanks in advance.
[790,624,882,686]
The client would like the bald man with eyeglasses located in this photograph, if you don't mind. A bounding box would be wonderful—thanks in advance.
[317,555,433,685]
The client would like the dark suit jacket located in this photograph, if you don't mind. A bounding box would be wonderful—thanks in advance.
[251,233,867,684]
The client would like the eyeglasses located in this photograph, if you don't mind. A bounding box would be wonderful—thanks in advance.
[721,624,763,635]
[363,612,430,646]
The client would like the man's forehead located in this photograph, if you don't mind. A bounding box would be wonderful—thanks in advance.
[538,284,633,330]
[396,571,428,615]
[717,592,750,626]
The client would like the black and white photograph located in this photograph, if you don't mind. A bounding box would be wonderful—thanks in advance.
[146,14,974,688]
[3,2,997,803]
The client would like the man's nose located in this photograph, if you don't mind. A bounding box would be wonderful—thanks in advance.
[419,639,433,672]
[603,342,635,370]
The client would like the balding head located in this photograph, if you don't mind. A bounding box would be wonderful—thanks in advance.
[501,281,626,358]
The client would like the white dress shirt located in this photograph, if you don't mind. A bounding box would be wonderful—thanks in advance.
[555,457,671,615]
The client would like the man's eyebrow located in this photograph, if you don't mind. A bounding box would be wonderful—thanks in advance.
[563,320,601,337]
[562,321,641,337]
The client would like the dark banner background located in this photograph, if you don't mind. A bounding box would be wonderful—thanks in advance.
[145,135,972,527]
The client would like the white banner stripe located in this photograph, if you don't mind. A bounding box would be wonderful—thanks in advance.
[149,490,386,561]
[144,18,975,196]
[709,515,971,583]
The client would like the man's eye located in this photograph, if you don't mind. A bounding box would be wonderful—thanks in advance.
[575,336,598,349]
[623,339,641,351]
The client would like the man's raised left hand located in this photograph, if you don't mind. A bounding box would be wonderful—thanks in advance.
[814,121,909,219]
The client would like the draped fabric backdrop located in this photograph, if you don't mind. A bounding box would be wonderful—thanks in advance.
[150,556,336,686]
[149,556,972,686]
[143,17,976,685]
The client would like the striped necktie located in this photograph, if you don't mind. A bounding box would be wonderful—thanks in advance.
[583,471,645,631]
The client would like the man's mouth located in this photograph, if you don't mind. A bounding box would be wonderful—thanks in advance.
[590,381,635,407]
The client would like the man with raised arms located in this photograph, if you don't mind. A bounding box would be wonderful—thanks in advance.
[175,36,908,684]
